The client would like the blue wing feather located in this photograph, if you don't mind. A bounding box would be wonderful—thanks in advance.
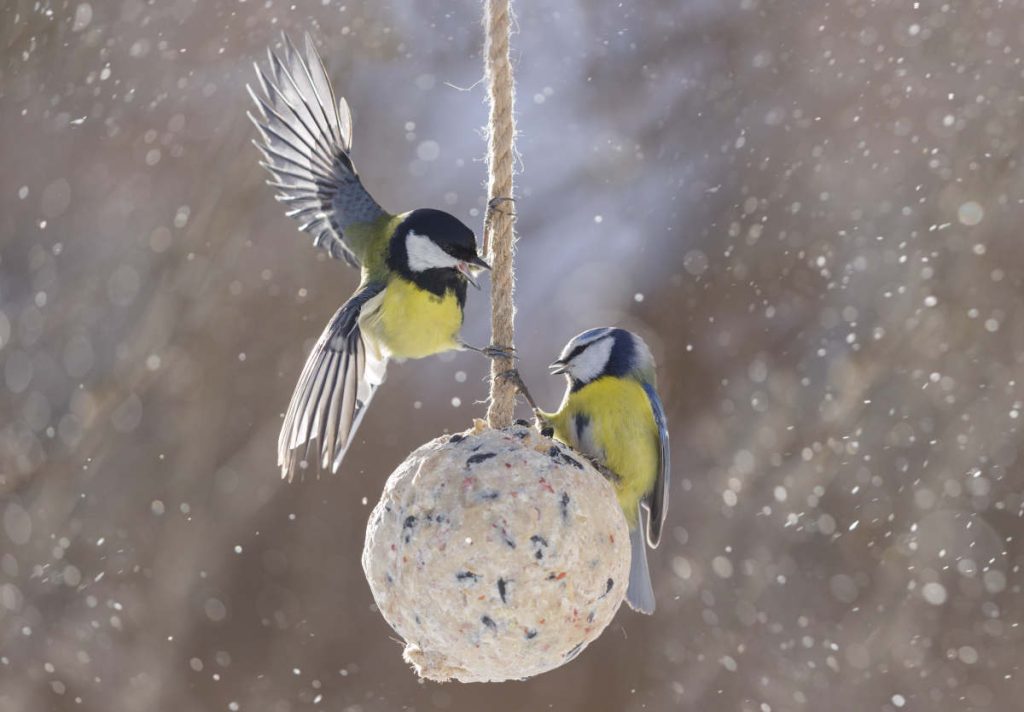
[642,382,670,547]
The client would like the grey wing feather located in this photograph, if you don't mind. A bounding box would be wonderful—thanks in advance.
[248,33,386,268]
[642,382,670,547]
[278,283,387,480]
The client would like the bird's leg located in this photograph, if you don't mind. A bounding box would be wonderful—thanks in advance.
[496,369,551,434]
[461,341,517,361]
[496,368,538,410]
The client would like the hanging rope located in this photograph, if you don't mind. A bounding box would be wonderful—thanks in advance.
[483,0,518,429]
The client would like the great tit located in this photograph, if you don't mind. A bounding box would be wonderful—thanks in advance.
[509,328,670,614]
[248,35,492,480]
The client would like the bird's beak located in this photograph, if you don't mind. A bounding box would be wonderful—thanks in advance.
[468,254,491,271]
[457,254,490,290]
[548,360,568,375]
[457,262,482,289]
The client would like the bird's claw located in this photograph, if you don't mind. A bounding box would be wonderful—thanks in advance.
[588,458,621,483]
[462,342,516,361]
[487,196,516,216]
[481,344,516,360]
[496,368,530,394]
[519,416,553,438]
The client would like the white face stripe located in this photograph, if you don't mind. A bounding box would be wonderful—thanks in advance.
[566,336,614,383]
[406,230,459,272]
[558,328,612,363]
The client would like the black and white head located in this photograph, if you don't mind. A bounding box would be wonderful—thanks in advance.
[390,208,489,289]
[549,327,655,388]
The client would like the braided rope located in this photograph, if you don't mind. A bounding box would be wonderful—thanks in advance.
[483,0,518,429]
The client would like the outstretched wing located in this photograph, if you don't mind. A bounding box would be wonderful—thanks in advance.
[278,283,388,480]
[641,382,670,547]
[248,33,388,268]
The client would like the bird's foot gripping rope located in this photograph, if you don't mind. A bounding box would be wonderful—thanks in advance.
[487,196,516,216]
[495,368,550,434]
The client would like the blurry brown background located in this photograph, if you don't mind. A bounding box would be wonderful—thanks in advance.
[3,0,1024,710]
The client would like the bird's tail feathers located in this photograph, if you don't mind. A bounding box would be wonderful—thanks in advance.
[327,357,385,472]
[626,522,656,614]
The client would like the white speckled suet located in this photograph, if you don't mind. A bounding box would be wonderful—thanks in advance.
[362,421,630,683]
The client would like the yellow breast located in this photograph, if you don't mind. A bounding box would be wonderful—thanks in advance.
[545,377,659,526]
[362,277,463,360]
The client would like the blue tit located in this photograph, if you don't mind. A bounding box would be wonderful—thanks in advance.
[540,328,670,614]
[247,34,493,480]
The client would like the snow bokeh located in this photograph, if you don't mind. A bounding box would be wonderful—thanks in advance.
[2,1,1023,710]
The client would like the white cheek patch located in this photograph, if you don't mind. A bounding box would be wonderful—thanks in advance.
[406,231,459,271]
[569,337,614,383]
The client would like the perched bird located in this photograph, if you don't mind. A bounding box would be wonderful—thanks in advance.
[247,34,493,480]
[527,328,670,614]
